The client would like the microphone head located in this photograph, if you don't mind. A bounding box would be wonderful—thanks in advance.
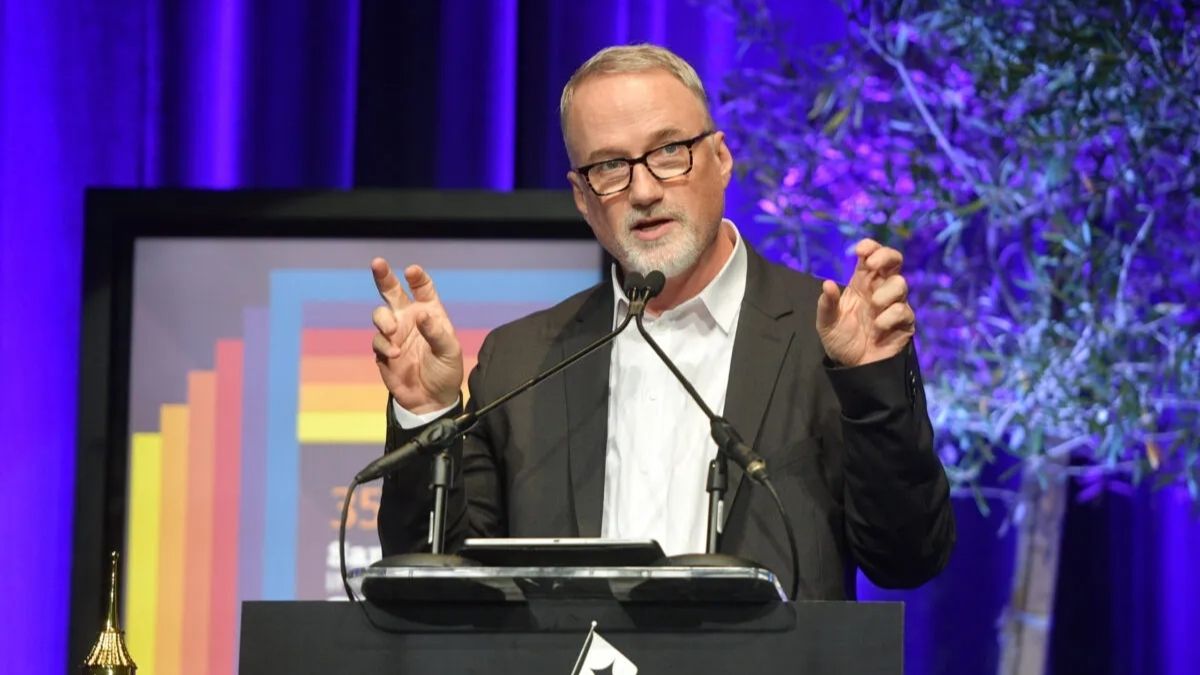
[644,270,667,298]
[622,271,646,298]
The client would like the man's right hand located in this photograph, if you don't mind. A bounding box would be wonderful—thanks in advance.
[371,258,464,414]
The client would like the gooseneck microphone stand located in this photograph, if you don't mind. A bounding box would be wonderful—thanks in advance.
[703,456,728,555]
[339,274,661,602]
[630,271,801,600]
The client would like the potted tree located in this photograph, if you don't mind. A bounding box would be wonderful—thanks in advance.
[713,1,1200,673]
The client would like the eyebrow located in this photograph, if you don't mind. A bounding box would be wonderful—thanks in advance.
[582,126,693,165]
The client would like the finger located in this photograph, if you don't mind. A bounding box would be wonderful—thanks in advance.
[864,246,903,275]
[870,275,909,310]
[846,240,882,295]
[372,332,400,360]
[372,305,399,336]
[412,307,460,357]
[816,279,841,331]
[846,261,874,297]
[874,302,916,332]
[853,238,883,263]
[372,257,411,311]
[404,265,442,304]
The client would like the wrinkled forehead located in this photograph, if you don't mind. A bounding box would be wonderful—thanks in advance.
[563,70,710,165]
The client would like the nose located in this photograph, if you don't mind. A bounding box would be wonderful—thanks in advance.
[627,163,664,209]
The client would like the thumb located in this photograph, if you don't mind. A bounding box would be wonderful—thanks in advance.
[816,280,841,332]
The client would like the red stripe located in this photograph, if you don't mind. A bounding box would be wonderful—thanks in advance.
[458,328,487,356]
[301,329,374,356]
[208,340,243,675]
[300,327,490,359]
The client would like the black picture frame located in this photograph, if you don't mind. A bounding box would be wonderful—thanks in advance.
[68,188,603,667]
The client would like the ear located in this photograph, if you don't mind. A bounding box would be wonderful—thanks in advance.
[713,131,734,189]
[567,171,592,224]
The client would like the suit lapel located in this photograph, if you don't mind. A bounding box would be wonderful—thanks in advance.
[721,248,795,519]
[561,286,615,537]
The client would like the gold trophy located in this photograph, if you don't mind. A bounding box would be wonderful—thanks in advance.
[82,551,137,675]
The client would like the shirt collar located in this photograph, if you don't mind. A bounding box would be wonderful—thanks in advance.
[610,219,747,334]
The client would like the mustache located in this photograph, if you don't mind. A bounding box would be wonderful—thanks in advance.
[623,208,685,229]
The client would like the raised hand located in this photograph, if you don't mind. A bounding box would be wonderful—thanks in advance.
[371,258,464,414]
[816,239,915,367]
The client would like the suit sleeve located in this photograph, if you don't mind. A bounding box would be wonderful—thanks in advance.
[377,333,507,556]
[824,342,956,588]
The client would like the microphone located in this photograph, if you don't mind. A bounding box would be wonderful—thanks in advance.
[625,272,651,316]
[645,270,667,296]
[355,416,460,483]
[354,272,658,484]
[625,270,665,316]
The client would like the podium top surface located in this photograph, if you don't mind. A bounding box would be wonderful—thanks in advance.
[349,564,787,604]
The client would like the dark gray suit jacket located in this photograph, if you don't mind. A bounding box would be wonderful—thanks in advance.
[379,246,955,599]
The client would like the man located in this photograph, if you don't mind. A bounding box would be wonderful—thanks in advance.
[370,45,954,599]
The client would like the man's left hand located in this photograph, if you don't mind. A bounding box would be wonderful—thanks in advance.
[816,238,915,367]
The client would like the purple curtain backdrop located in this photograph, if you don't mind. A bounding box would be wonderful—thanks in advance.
[0,0,359,670]
[0,1,1194,673]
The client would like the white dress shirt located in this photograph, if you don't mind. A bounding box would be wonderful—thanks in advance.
[392,221,748,556]
[600,221,747,555]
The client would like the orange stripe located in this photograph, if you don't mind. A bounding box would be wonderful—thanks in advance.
[299,384,384,412]
[301,328,374,356]
[300,356,380,384]
[156,404,189,675]
[181,372,216,675]
[209,341,243,675]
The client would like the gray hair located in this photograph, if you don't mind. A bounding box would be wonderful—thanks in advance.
[559,44,714,144]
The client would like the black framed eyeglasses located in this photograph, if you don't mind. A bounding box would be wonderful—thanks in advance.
[573,130,717,196]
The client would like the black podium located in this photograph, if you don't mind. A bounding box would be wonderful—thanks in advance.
[238,565,902,674]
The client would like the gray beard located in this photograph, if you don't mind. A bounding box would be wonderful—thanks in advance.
[619,209,709,278]
[623,236,702,278]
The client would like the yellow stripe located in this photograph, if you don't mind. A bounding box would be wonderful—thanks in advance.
[297,412,387,443]
[125,432,162,675]
[298,383,473,411]
[298,384,385,412]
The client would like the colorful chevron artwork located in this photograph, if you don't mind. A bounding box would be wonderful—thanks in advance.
[121,264,600,674]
